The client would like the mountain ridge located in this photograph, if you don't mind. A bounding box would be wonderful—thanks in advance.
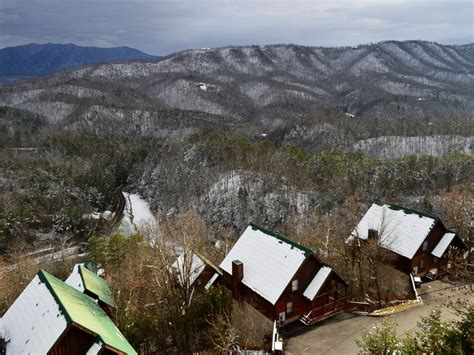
[0,43,160,83]
[1,40,473,153]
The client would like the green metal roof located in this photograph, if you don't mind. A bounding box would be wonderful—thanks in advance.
[79,265,115,308]
[38,270,137,355]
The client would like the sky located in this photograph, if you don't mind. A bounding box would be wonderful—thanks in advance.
[0,0,473,55]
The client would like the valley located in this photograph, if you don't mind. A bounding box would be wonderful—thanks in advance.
[0,39,473,354]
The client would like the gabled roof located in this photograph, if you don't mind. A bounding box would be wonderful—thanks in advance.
[65,264,115,308]
[432,232,456,258]
[219,224,311,305]
[39,270,136,354]
[171,250,223,289]
[1,274,68,353]
[2,270,136,354]
[303,266,332,301]
[79,265,115,307]
[350,203,438,259]
[172,251,206,287]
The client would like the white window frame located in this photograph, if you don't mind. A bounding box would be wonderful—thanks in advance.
[286,301,293,314]
[291,279,298,292]
[422,241,428,251]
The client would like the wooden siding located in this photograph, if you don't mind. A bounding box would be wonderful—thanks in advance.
[410,221,450,274]
[385,221,461,275]
[221,254,348,324]
[49,325,96,355]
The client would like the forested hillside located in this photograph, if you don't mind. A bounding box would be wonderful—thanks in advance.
[0,40,473,353]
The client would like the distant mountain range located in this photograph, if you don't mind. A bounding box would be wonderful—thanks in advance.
[0,40,473,156]
[0,43,160,83]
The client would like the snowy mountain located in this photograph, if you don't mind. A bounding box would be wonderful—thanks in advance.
[0,40,473,154]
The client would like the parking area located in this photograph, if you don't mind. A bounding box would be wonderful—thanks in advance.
[284,281,473,355]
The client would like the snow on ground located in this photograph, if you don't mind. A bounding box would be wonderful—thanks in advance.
[119,193,157,236]
[82,210,112,220]
[353,135,473,158]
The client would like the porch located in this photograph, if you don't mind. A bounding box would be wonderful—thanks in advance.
[299,292,346,326]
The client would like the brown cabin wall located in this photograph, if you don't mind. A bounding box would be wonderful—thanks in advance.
[49,325,96,355]
[410,222,449,274]
[194,266,217,291]
[275,272,346,322]
[274,256,321,319]
[222,255,348,323]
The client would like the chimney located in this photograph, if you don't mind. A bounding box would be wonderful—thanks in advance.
[232,260,244,300]
[368,229,379,240]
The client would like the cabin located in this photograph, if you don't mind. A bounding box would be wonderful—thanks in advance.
[65,263,115,310]
[349,203,467,277]
[0,270,136,355]
[171,251,221,292]
[219,224,348,325]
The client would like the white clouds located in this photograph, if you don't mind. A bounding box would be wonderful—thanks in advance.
[0,0,472,54]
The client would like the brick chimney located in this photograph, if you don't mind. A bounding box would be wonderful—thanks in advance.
[368,229,379,240]
[232,260,244,300]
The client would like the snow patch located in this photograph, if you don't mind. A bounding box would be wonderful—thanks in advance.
[120,193,156,236]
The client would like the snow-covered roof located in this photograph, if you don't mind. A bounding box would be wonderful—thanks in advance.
[351,203,438,259]
[1,274,68,354]
[219,224,311,305]
[65,263,85,291]
[172,252,206,287]
[2,270,136,355]
[303,266,332,301]
[0,317,6,342]
[432,232,456,258]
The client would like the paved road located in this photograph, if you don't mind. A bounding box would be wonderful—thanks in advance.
[285,281,473,355]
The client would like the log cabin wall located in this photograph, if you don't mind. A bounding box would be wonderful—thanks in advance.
[49,325,96,355]
[274,256,321,320]
[410,222,448,273]
[221,255,348,324]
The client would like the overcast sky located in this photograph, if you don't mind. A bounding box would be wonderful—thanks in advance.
[1,0,472,55]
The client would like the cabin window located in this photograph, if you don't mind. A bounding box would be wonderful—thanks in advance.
[291,279,298,292]
[422,241,428,251]
[420,258,425,269]
[286,301,293,314]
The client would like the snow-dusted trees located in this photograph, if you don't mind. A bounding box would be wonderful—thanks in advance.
[86,212,232,353]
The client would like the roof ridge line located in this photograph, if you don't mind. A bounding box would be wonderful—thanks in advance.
[37,269,72,323]
[249,223,312,256]
[385,203,440,221]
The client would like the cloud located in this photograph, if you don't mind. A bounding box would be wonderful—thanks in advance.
[0,0,472,55]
